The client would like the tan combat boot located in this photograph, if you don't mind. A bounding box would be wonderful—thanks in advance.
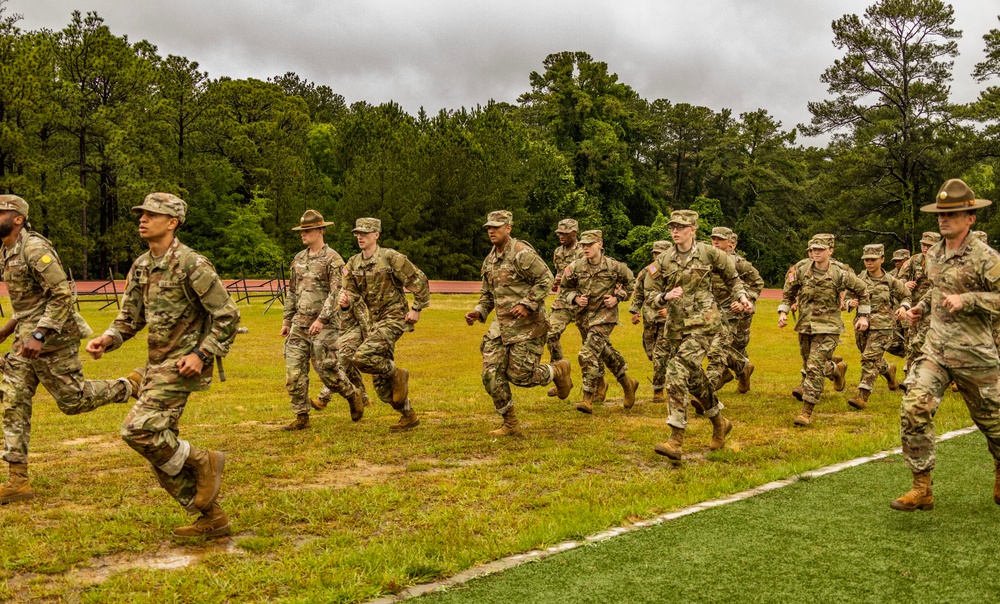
[317,387,334,407]
[488,409,521,437]
[737,362,754,394]
[310,397,327,411]
[652,388,666,403]
[282,413,309,431]
[348,389,365,422]
[994,460,1000,505]
[791,385,804,401]
[391,368,410,404]
[654,427,685,460]
[576,391,594,414]
[184,446,225,511]
[793,402,815,427]
[173,503,232,538]
[550,360,573,399]
[125,368,145,400]
[547,385,558,397]
[714,368,734,391]
[883,364,899,391]
[890,470,934,511]
[619,374,639,409]
[708,414,733,451]
[594,376,609,403]
[390,409,419,432]
[0,462,35,504]
[832,361,848,391]
[832,355,843,365]
[848,388,870,410]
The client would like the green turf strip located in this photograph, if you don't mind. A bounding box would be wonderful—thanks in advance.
[422,431,1000,604]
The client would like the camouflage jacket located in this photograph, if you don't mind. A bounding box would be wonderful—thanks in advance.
[473,238,554,344]
[630,265,667,325]
[561,254,635,328]
[651,242,745,335]
[104,237,241,390]
[711,253,764,320]
[283,245,344,329]
[551,242,584,310]
[897,253,932,302]
[915,237,1000,367]
[779,259,870,335]
[342,246,430,332]
[1,229,81,353]
[846,270,911,331]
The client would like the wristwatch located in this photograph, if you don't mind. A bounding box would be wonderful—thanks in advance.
[192,348,210,363]
[31,331,45,342]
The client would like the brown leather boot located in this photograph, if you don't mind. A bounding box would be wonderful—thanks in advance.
[652,388,666,403]
[714,368,734,390]
[488,409,521,437]
[832,361,847,391]
[389,409,419,432]
[184,446,225,511]
[890,470,934,511]
[793,402,815,427]
[995,460,1000,505]
[547,385,558,397]
[310,397,327,411]
[594,376,609,403]
[391,368,410,404]
[0,462,35,504]
[348,389,364,422]
[576,391,594,414]
[654,426,685,460]
[550,360,573,399]
[737,362,754,394]
[883,364,899,391]
[282,413,309,431]
[125,368,145,400]
[173,503,232,538]
[709,414,733,451]
[792,385,804,401]
[848,388,870,410]
[832,355,843,364]
[619,374,639,409]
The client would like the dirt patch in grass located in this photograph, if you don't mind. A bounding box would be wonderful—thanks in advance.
[276,456,495,490]
[58,435,118,451]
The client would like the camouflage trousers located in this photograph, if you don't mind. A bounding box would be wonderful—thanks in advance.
[481,334,552,415]
[578,323,627,393]
[659,332,722,430]
[284,324,355,415]
[905,316,930,372]
[2,345,130,464]
[641,320,667,390]
[731,313,754,361]
[900,357,1000,473]
[341,320,410,411]
[855,329,892,392]
[887,322,907,358]
[798,333,840,405]
[705,317,749,388]
[547,307,605,374]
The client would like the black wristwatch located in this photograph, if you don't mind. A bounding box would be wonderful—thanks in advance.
[31,331,45,343]
[192,348,210,363]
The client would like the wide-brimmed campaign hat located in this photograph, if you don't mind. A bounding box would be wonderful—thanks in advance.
[921,179,992,213]
[291,209,334,231]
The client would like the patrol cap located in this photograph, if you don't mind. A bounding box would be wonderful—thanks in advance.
[731,232,739,244]
[556,218,579,233]
[710,226,734,240]
[922,178,992,213]
[891,248,910,261]
[667,210,699,227]
[862,244,885,260]
[292,209,334,231]
[352,217,382,233]
[484,210,513,228]
[579,230,603,245]
[0,195,28,219]
[807,234,835,250]
[132,192,187,225]
[652,240,671,253]
[919,231,941,246]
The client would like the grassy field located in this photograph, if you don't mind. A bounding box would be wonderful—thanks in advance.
[0,296,974,603]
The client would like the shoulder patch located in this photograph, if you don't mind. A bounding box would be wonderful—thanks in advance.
[986,262,1000,283]
[786,265,796,283]
[564,266,571,277]
[341,265,349,276]
[648,263,657,275]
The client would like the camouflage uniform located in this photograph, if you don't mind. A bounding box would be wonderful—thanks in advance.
[630,241,671,391]
[778,237,870,408]
[560,232,635,396]
[473,219,555,416]
[1,226,132,465]
[896,233,940,372]
[341,219,430,413]
[547,223,587,363]
[729,251,764,370]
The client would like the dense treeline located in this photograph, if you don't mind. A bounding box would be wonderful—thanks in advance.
[1,0,999,283]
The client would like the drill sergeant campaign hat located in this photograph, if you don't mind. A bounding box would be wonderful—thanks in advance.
[921,178,993,213]
[652,240,671,253]
[555,218,579,233]
[710,226,734,240]
[132,192,187,225]
[291,209,335,231]
[667,209,699,227]
[862,244,885,260]
[919,231,942,246]
[352,217,382,233]
[891,248,910,261]
[807,233,835,250]
[483,210,513,228]
[579,230,603,245]
[0,195,29,219]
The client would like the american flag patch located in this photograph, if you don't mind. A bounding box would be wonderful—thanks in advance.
[787,266,796,283]
[564,266,571,277]
[648,263,657,275]
[342,266,348,276]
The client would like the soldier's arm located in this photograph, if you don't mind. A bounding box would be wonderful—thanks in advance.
[777,264,800,314]
[391,252,431,311]
[282,259,298,328]
[712,249,747,301]
[103,261,147,352]
[188,256,241,358]
[616,262,635,302]
[472,260,495,322]
[318,255,344,325]
[513,246,554,311]
[28,244,73,336]
[844,272,872,316]
[629,269,646,315]
[560,264,581,305]
[740,259,765,301]
[891,276,912,309]
[339,259,361,308]
[958,256,1000,313]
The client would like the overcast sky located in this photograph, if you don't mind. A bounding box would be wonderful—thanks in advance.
[7,1,999,143]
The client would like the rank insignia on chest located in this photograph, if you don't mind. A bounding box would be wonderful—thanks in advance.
[787,266,796,283]
[648,263,657,275]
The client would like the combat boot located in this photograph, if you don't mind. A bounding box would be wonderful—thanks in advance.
[653,426,685,460]
[125,368,145,400]
[619,374,639,409]
[0,462,35,504]
[282,413,309,431]
[737,362,754,394]
[389,409,419,432]
[184,445,225,511]
[652,388,666,403]
[714,368,734,390]
[173,503,232,538]
[576,391,594,414]
[550,360,573,399]
[847,388,870,410]
[348,389,365,422]
[890,470,934,511]
[708,414,733,451]
[317,387,333,407]
[488,409,521,437]
[994,460,1000,505]
[883,364,899,391]
[310,397,327,411]
[594,376,609,403]
[547,385,558,397]
[832,361,848,392]
[391,368,410,404]
[792,385,804,401]
[793,402,815,427]
[832,355,843,364]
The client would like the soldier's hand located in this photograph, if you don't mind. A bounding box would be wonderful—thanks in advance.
[790,302,798,313]
[603,295,618,309]
[941,294,964,313]
[308,320,324,336]
[553,276,562,288]
[657,308,668,318]
[338,290,350,309]
[177,352,205,378]
[630,312,641,325]
[405,309,421,324]
[778,312,788,329]
[906,280,917,291]
[730,300,743,313]
[855,317,870,332]
[280,325,290,338]
[20,337,42,359]
[86,335,113,359]
[576,295,589,307]
[464,310,481,325]
[741,297,754,313]
[847,299,858,309]
[894,307,908,321]
[511,304,530,318]
[661,287,683,302]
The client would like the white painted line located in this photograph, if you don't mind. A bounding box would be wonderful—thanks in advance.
[365,425,979,604]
